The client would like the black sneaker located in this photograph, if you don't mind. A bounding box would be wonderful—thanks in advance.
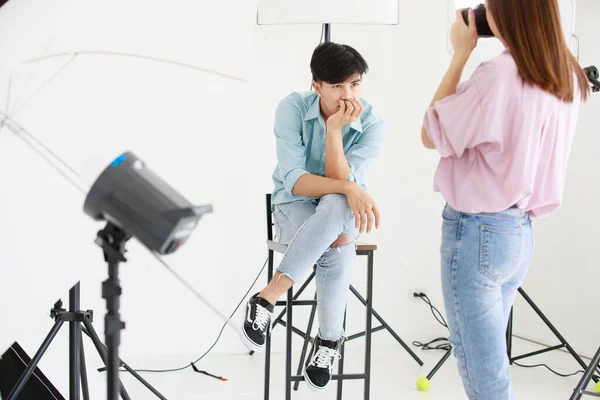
[239,293,274,352]
[303,335,342,392]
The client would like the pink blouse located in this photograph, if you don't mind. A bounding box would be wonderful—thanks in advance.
[424,52,583,218]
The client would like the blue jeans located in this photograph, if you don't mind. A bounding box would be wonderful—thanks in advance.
[273,194,359,341]
[440,204,534,400]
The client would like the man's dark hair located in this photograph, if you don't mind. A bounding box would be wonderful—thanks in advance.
[310,42,369,84]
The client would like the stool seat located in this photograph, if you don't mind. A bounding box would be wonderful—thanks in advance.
[267,240,377,254]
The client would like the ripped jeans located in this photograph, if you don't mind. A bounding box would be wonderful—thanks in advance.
[273,194,359,341]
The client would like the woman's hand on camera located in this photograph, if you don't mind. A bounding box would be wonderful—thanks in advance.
[451,8,478,61]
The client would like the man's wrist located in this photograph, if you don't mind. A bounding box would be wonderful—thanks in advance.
[326,126,343,136]
[338,180,355,195]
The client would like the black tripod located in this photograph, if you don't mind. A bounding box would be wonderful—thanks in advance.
[5,281,166,400]
[506,288,599,382]
[422,288,600,387]
[6,222,168,400]
[569,346,600,399]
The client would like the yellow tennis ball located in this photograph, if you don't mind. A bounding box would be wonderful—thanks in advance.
[416,377,431,392]
[595,380,600,393]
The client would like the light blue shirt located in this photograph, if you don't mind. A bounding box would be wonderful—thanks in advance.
[271,91,385,207]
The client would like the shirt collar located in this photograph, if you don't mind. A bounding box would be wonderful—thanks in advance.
[303,95,364,133]
[350,118,363,133]
[303,95,321,122]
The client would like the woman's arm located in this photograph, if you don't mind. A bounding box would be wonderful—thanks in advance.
[422,8,478,149]
[421,56,469,149]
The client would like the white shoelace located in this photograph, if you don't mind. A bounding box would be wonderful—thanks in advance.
[252,305,272,331]
[311,346,341,369]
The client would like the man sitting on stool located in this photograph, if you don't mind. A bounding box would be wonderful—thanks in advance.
[239,42,385,392]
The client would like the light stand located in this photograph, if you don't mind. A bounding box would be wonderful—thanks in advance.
[81,150,212,399]
[95,222,130,400]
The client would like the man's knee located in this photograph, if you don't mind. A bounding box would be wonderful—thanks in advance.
[317,194,352,217]
[321,241,356,266]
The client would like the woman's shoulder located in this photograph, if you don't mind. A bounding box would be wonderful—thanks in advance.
[472,51,519,83]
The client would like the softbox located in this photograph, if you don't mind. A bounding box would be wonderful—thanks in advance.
[0,342,65,400]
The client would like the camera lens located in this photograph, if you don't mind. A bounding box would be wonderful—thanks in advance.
[461,3,495,38]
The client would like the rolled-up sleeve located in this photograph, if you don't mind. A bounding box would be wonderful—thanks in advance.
[423,68,490,158]
[274,97,309,195]
[346,119,385,188]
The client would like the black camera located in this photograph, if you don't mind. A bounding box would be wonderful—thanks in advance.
[461,3,495,38]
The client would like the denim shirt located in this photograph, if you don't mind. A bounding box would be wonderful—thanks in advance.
[271,91,385,207]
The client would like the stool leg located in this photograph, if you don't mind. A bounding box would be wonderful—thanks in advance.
[364,251,374,400]
[264,250,274,400]
[337,310,347,400]
[286,287,293,400]
[272,270,316,332]
[348,285,423,366]
[294,292,318,391]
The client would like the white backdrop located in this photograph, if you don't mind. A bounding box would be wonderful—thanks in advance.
[257,0,399,25]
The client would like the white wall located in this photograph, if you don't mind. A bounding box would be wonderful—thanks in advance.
[1,0,599,397]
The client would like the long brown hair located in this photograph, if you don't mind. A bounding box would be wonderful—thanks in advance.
[487,0,590,103]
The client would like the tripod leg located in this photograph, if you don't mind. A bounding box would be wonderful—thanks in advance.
[426,348,453,380]
[6,319,65,400]
[518,288,591,373]
[84,324,168,400]
[569,346,600,400]
[117,362,168,400]
[80,329,90,400]
[70,283,82,400]
[506,307,513,364]
[86,319,168,400]
[81,320,131,400]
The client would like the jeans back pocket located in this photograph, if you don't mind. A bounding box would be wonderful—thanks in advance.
[479,225,522,283]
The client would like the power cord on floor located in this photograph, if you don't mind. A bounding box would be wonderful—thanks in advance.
[412,292,450,352]
[512,361,585,378]
[107,257,269,379]
[412,292,592,379]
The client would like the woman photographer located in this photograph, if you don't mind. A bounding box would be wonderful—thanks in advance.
[421,0,590,398]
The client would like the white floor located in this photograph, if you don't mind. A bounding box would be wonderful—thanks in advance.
[117,336,599,400]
